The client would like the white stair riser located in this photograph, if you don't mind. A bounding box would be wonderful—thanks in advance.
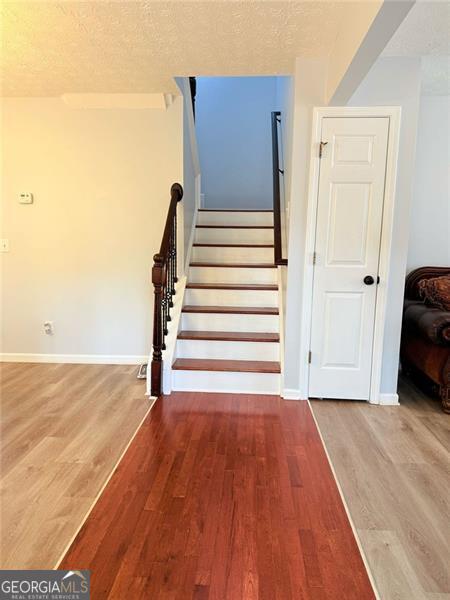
[172,370,280,394]
[195,227,274,245]
[192,246,274,264]
[181,312,279,333]
[197,212,273,226]
[176,339,279,361]
[189,266,277,285]
[185,288,278,308]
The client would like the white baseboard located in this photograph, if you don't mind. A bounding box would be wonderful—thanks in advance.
[282,388,399,405]
[282,388,305,400]
[378,392,400,406]
[0,353,147,365]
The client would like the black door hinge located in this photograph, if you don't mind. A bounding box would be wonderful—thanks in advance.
[319,141,328,158]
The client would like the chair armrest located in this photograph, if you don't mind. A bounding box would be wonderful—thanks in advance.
[403,303,450,345]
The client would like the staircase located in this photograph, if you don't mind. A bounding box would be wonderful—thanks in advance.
[172,208,281,394]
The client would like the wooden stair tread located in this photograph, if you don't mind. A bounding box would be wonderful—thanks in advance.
[196,225,273,229]
[172,358,281,373]
[178,331,280,342]
[190,262,276,268]
[193,243,274,248]
[182,305,279,315]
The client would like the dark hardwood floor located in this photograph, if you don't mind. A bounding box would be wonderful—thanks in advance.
[60,393,375,599]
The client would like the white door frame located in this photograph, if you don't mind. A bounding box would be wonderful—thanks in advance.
[299,106,401,404]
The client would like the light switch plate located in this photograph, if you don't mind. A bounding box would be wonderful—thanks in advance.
[1,239,10,252]
[19,192,33,204]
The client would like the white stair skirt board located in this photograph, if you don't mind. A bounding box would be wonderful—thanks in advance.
[181,312,279,333]
[197,211,273,226]
[195,227,274,245]
[183,204,199,276]
[172,369,281,395]
[157,276,187,396]
[188,265,277,285]
[184,287,278,308]
[176,339,280,361]
[192,245,274,264]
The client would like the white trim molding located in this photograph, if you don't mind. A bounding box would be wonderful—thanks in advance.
[161,276,187,396]
[184,173,201,274]
[61,93,168,110]
[378,393,400,406]
[277,266,285,372]
[300,106,402,405]
[0,353,147,365]
[282,389,305,401]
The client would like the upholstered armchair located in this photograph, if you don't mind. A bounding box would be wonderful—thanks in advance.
[401,267,450,413]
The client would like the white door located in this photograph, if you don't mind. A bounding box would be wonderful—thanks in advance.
[309,117,389,400]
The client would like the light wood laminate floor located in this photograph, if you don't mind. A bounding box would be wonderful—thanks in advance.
[0,362,151,569]
[311,377,450,600]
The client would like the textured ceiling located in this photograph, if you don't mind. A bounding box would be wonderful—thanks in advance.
[383,1,449,57]
[1,1,347,97]
[382,1,449,95]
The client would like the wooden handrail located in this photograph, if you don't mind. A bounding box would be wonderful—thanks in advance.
[151,183,183,397]
[271,111,288,266]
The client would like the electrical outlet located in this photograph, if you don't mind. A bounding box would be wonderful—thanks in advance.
[19,192,33,204]
[44,321,54,335]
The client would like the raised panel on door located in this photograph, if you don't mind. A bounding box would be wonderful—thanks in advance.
[309,117,389,400]
[321,292,364,369]
[327,182,371,265]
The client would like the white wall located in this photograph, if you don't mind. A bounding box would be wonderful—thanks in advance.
[282,58,328,398]
[407,94,450,271]
[328,1,414,105]
[327,0,382,103]
[195,76,279,209]
[176,78,201,270]
[282,56,424,401]
[1,96,183,361]
[182,101,197,264]
[348,56,422,395]
[275,76,294,254]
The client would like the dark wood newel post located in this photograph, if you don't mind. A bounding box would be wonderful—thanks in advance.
[150,183,183,397]
[151,254,164,397]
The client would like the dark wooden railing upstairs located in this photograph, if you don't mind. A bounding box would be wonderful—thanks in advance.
[151,183,183,397]
[271,111,288,266]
